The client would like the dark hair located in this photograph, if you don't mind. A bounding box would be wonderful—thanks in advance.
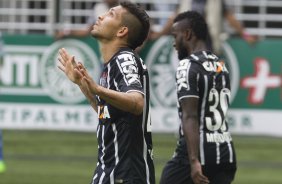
[174,11,207,41]
[120,1,150,49]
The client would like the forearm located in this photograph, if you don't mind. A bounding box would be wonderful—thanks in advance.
[87,97,98,112]
[160,14,176,36]
[151,13,176,39]
[69,29,90,37]
[96,86,144,115]
[225,11,245,36]
[79,85,98,113]
[182,115,200,163]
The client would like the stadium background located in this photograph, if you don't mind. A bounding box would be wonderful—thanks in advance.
[1,0,282,183]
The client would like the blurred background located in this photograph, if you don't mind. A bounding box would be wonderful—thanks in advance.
[0,0,282,183]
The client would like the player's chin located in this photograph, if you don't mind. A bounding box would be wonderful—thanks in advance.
[90,30,98,37]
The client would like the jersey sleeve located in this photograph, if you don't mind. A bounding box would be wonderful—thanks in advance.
[114,53,144,94]
[176,59,199,101]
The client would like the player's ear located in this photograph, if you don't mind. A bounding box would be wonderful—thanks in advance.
[117,26,128,38]
[184,29,192,41]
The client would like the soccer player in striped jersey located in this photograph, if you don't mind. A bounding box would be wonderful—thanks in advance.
[160,11,237,184]
[58,2,155,184]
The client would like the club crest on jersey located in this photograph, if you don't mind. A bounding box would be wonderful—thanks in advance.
[98,105,111,119]
[118,53,140,85]
[202,60,228,73]
[100,72,108,88]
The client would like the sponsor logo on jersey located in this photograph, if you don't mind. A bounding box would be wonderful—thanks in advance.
[202,60,229,73]
[118,53,140,85]
[98,105,111,119]
[40,39,101,104]
[176,59,189,91]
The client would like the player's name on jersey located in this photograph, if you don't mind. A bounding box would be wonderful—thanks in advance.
[206,132,232,143]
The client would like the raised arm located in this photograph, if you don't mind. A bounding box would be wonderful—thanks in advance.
[57,48,98,112]
[224,10,258,44]
[79,66,144,115]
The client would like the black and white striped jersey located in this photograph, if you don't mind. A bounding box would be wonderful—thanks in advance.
[91,48,155,184]
[174,51,236,166]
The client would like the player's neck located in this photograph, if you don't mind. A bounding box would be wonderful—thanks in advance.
[99,40,128,63]
[190,40,208,54]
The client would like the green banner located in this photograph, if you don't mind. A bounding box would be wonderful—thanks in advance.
[0,34,281,135]
[225,39,281,109]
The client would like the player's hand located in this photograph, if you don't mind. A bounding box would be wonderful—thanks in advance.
[242,32,258,45]
[191,160,209,184]
[58,48,83,84]
[75,63,96,98]
[78,63,100,95]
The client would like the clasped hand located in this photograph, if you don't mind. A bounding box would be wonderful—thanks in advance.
[57,48,100,95]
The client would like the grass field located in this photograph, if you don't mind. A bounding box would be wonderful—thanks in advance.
[1,130,282,184]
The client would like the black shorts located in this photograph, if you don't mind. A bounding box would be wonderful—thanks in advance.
[160,157,237,184]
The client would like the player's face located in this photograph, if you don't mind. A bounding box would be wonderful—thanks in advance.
[171,22,189,60]
[91,6,125,40]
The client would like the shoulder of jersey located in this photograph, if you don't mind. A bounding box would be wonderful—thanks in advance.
[188,51,229,73]
[116,50,136,61]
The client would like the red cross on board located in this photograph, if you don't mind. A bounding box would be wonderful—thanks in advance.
[241,58,281,104]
